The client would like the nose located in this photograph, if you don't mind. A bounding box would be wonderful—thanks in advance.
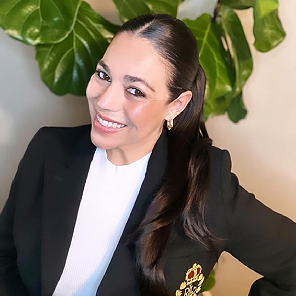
[96,83,122,112]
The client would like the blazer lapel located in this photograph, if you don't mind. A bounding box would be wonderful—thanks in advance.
[96,131,168,296]
[40,128,168,296]
[41,131,95,296]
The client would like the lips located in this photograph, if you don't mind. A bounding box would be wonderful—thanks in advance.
[96,113,126,129]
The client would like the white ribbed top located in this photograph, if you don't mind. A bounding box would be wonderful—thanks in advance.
[53,148,151,296]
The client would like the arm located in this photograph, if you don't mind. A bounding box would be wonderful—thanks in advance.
[0,159,30,295]
[220,150,296,295]
[0,129,47,295]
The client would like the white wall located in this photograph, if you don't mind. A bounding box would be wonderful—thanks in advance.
[0,0,295,295]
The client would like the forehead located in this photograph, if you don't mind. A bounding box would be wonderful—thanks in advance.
[102,32,170,81]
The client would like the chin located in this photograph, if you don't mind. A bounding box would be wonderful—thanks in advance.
[90,129,116,151]
[90,130,105,149]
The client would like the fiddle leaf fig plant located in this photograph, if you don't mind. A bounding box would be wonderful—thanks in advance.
[35,2,119,95]
[0,0,81,45]
[112,0,182,22]
[0,0,286,122]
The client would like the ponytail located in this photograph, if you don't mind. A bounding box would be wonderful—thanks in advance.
[134,64,217,296]
[115,13,219,295]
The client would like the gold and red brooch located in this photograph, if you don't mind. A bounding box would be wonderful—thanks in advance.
[175,263,204,296]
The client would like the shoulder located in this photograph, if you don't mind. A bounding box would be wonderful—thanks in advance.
[208,145,231,167]
[204,145,260,242]
[21,124,92,164]
[207,145,252,211]
[206,145,244,215]
[26,124,91,151]
[207,145,232,187]
[204,146,233,237]
[30,124,91,146]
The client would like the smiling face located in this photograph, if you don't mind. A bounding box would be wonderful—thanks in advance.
[86,32,191,165]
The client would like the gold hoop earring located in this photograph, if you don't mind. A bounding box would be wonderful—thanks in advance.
[167,119,174,130]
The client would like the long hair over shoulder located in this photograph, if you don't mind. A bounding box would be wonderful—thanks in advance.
[115,14,217,295]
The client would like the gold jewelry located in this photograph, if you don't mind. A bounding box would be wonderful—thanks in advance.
[167,119,174,130]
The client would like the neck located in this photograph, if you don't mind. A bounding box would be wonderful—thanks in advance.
[106,145,153,166]
[106,131,164,165]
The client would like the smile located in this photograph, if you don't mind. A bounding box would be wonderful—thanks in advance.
[96,114,126,129]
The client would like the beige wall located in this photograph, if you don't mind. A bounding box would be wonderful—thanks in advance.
[0,0,295,295]
[208,1,296,295]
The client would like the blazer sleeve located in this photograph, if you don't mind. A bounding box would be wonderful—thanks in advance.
[0,129,46,295]
[220,150,296,295]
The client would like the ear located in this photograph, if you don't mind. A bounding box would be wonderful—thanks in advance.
[165,90,192,121]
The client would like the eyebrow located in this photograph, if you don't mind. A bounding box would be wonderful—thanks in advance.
[97,60,155,93]
[124,75,155,92]
[97,60,110,73]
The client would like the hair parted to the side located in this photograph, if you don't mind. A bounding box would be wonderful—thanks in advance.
[115,14,217,295]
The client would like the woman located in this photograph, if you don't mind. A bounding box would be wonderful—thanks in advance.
[0,14,296,296]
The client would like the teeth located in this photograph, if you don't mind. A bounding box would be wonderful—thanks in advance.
[97,115,125,129]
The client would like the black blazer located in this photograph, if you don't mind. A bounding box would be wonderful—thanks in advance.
[1,125,296,296]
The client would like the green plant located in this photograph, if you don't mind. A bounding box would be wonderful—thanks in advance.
[201,269,216,292]
[0,0,285,123]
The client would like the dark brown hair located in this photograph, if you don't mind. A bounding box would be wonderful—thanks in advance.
[116,14,214,295]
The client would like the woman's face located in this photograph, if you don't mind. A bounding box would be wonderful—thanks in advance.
[86,32,181,164]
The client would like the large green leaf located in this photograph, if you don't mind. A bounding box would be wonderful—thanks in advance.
[112,0,150,22]
[184,14,234,115]
[0,0,81,45]
[219,7,252,122]
[221,6,253,96]
[227,93,247,122]
[145,0,182,16]
[112,0,181,22]
[253,0,286,52]
[255,0,278,15]
[36,2,119,96]
[220,0,255,10]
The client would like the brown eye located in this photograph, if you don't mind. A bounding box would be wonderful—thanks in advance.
[127,87,145,98]
[96,70,111,82]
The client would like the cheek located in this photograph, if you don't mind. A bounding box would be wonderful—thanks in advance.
[86,78,94,100]
[86,77,95,94]
[127,101,168,126]
[86,76,102,101]
[85,80,97,116]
